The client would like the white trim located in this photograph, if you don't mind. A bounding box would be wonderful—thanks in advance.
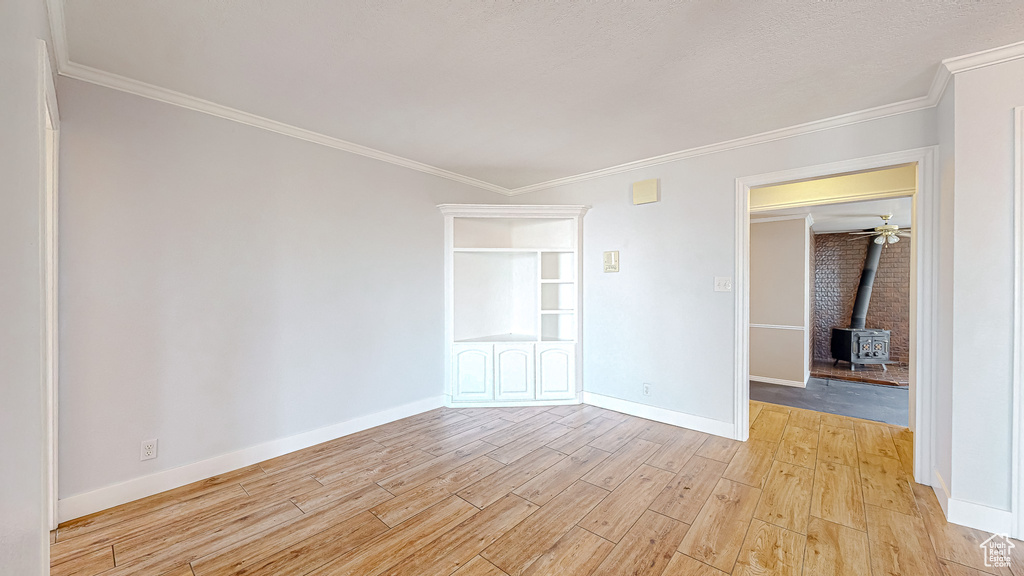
[943,39,1024,75]
[749,324,804,331]
[933,469,951,516]
[41,0,1024,200]
[749,214,816,224]
[748,187,917,213]
[804,215,812,386]
[444,396,580,408]
[735,177,751,441]
[43,0,68,72]
[38,39,59,534]
[582,392,735,439]
[53,50,939,199]
[1012,106,1024,540]
[508,99,940,196]
[735,147,938,485]
[749,376,807,388]
[437,204,590,219]
[947,499,1015,537]
[57,396,444,523]
[508,43,1023,195]
[59,62,510,196]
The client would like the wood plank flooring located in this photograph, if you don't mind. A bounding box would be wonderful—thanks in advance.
[52,401,1023,576]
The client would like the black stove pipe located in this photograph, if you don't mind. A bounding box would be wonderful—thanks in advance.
[850,238,884,329]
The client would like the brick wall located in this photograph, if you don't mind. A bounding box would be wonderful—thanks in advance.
[813,232,911,363]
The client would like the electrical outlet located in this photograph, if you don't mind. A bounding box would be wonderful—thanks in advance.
[141,439,158,461]
[714,276,733,292]
[643,383,651,396]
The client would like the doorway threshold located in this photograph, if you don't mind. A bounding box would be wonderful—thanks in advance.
[750,377,908,426]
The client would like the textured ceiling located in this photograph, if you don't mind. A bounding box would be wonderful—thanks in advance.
[61,1,1024,189]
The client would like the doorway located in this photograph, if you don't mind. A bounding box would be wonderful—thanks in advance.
[748,193,913,426]
[734,147,939,485]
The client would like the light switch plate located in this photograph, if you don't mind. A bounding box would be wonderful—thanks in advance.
[714,276,732,292]
[603,251,619,273]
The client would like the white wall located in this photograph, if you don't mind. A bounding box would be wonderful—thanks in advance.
[949,58,1024,514]
[56,78,490,501]
[749,218,809,384]
[934,77,956,513]
[511,108,936,424]
[0,0,53,572]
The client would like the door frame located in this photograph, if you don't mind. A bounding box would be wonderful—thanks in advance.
[733,147,938,486]
[1012,106,1023,539]
[38,39,60,531]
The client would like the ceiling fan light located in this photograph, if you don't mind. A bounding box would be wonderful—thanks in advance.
[888,234,899,244]
[874,235,885,245]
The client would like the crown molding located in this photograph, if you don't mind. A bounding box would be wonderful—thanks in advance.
[42,0,1024,199]
[505,93,939,196]
[942,39,1024,75]
[44,0,69,70]
[44,1,509,196]
[504,41,1024,196]
[437,203,589,218]
[58,61,511,196]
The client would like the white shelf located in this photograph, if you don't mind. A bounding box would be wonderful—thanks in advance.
[456,333,538,343]
[443,204,586,404]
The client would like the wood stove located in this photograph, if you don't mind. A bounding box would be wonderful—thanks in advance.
[831,327,891,368]
[830,236,893,369]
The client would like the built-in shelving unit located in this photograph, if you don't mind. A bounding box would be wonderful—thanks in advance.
[440,204,588,405]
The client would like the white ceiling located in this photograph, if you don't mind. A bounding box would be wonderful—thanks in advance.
[58,1,1024,190]
[754,197,913,234]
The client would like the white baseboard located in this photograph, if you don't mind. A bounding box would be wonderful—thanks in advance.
[750,375,807,388]
[932,469,951,517]
[444,394,581,408]
[582,392,735,439]
[930,468,1013,535]
[57,395,445,523]
[948,498,1014,536]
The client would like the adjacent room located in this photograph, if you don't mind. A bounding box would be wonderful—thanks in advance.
[4,1,1024,575]
[748,167,914,426]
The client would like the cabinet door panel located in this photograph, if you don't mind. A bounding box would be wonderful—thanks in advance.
[536,343,576,400]
[495,344,535,400]
[453,344,493,401]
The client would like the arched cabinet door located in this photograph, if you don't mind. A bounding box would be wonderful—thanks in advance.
[536,343,576,400]
[494,344,535,400]
[452,344,493,401]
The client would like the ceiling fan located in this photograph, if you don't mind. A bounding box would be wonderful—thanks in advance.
[849,214,910,245]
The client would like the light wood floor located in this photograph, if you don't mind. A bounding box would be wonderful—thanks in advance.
[52,401,1023,576]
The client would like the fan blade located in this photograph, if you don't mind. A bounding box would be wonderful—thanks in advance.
[848,231,878,235]
[897,232,912,237]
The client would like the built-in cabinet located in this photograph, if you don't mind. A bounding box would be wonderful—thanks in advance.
[440,204,588,405]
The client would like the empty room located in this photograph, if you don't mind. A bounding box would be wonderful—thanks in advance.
[4,1,1024,575]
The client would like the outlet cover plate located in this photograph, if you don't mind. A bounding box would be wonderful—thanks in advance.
[141,439,158,461]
